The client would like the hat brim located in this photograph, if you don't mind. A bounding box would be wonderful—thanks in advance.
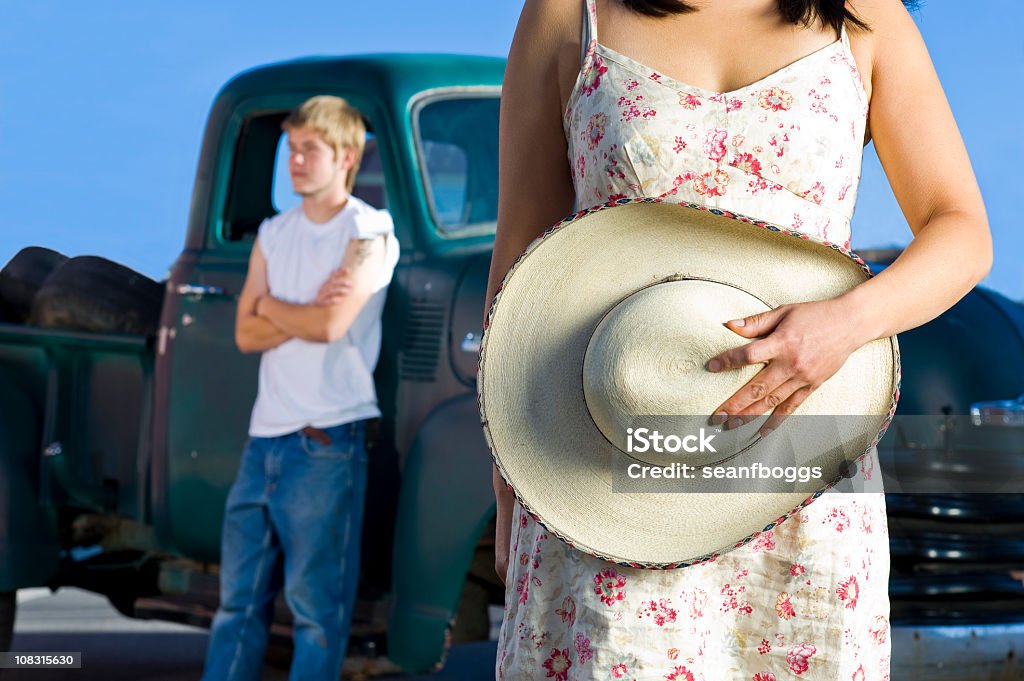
[478,199,900,568]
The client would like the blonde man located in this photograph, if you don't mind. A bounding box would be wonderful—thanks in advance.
[202,96,399,681]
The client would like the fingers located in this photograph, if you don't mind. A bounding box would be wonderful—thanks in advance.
[494,529,510,585]
[316,267,353,292]
[315,276,354,306]
[722,306,786,339]
[706,335,778,374]
[704,302,828,434]
[710,379,814,437]
[316,291,349,306]
[757,384,814,437]
[711,365,792,424]
[745,378,805,417]
[321,280,353,296]
[495,557,509,585]
[316,293,345,306]
[316,294,345,306]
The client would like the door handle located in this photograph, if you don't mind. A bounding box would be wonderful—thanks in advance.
[460,331,482,354]
[175,283,234,299]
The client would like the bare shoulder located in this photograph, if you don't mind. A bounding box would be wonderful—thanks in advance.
[510,0,585,115]
[246,237,268,278]
[845,0,923,94]
[493,1,582,298]
[517,0,579,32]
[847,0,918,31]
[511,0,579,64]
[514,0,580,49]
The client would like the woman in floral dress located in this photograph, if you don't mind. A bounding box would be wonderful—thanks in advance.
[485,0,991,678]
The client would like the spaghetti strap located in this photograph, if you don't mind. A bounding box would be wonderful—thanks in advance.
[579,0,598,68]
[838,21,870,107]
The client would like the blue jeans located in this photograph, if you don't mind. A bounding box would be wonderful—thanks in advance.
[202,420,368,681]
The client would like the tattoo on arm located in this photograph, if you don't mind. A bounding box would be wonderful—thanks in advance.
[353,238,378,267]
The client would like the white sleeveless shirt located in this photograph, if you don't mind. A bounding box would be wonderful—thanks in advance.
[248,196,399,437]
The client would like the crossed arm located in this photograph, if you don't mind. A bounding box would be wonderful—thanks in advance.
[234,235,386,353]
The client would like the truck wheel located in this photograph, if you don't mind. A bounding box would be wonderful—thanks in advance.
[29,256,163,336]
[0,590,14,653]
[0,247,68,323]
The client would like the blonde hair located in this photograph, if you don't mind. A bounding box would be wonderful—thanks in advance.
[282,95,366,192]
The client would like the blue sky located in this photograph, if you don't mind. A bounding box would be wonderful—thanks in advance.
[1,1,1020,299]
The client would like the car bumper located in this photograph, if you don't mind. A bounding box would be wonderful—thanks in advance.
[892,622,1024,680]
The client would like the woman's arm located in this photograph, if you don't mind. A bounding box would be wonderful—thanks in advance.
[707,0,992,433]
[486,0,579,583]
[838,0,991,337]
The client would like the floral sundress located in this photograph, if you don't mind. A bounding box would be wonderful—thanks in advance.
[497,2,892,680]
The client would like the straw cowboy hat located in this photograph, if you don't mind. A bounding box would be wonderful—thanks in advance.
[478,198,900,568]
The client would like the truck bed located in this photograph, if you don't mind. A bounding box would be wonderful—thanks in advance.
[0,320,154,520]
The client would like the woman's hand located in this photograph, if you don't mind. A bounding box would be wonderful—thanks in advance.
[705,297,869,437]
[493,464,516,585]
[494,517,511,586]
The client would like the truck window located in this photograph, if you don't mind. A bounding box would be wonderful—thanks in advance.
[223,111,386,242]
[413,93,499,237]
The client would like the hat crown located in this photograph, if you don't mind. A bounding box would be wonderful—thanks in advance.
[582,279,770,463]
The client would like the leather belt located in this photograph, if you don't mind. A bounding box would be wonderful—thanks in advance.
[301,425,332,446]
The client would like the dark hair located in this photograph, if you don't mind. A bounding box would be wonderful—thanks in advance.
[621,0,919,35]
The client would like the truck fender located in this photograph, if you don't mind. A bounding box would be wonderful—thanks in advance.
[387,393,496,672]
[0,366,60,591]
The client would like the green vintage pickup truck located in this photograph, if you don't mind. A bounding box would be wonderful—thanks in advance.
[1,54,1022,678]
